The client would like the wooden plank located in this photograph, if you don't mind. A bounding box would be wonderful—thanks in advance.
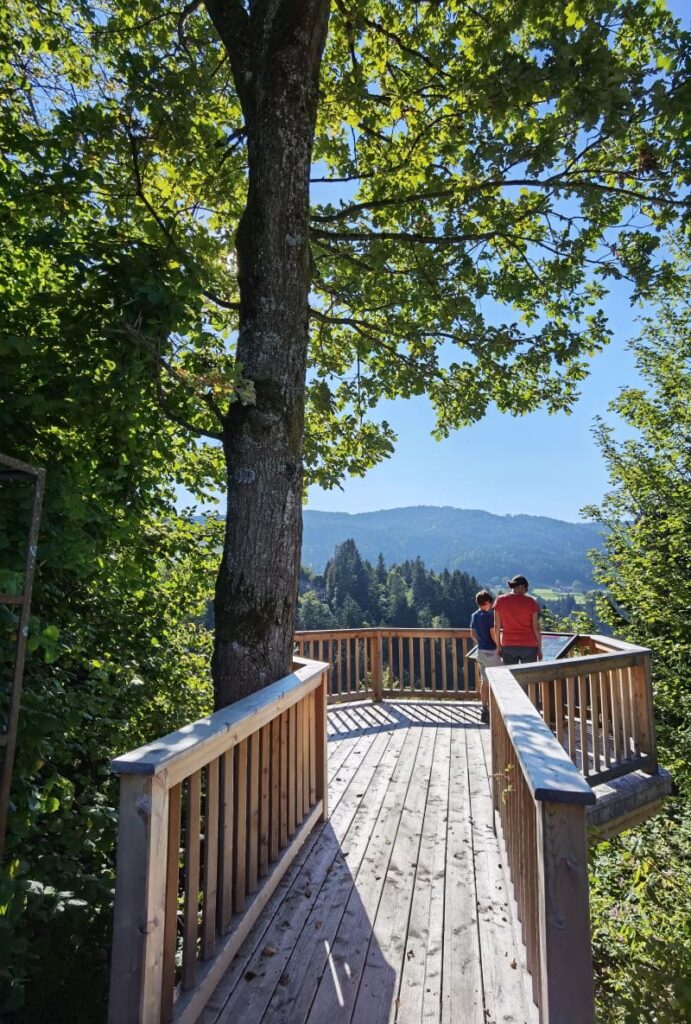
[632,655,657,770]
[112,660,328,785]
[202,759,220,960]
[350,725,440,1024]
[305,725,431,1024]
[567,676,577,764]
[440,638,448,693]
[397,728,451,1024]
[259,725,270,878]
[609,667,623,765]
[466,727,533,1024]
[279,712,288,849]
[247,733,260,895]
[591,671,601,775]
[536,802,594,1022]
[430,637,437,693]
[218,752,234,934]
[234,741,248,914]
[270,718,280,863]
[397,635,404,688]
[619,665,633,760]
[301,697,310,815]
[345,635,351,696]
[182,770,202,991]
[288,704,297,836]
[108,773,169,1024]
[295,695,304,824]
[308,690,317,807]
[555,679,565,752]
[600,671,611,768]
[578,674,589,775]
[315,673,328,821]
[162,783,182,1024]
[441,726,483,1023]
[451,636,459,693]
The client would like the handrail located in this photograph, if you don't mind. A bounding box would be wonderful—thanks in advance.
[511,646,657,783]
[108,657,329,1024]
[488,664,595,1022]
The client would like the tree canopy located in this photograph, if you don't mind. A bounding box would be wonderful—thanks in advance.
[2,0,688,701]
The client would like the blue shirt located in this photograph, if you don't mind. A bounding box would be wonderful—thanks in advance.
[470,608,496,651]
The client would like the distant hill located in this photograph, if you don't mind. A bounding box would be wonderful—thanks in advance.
[302,506,603,587]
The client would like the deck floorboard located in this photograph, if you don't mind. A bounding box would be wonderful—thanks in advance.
[200,701,537,1024]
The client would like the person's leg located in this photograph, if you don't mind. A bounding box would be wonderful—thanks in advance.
[477,649,501,723]
[476,651,490,720]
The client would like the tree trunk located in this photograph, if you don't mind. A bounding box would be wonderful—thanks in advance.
[205,0,330,708]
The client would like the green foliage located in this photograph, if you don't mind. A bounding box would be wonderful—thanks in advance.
[590,808,691,1023]
[582,256,691,1023]
[582,263,691,792]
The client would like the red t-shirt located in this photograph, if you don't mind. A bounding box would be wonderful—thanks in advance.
[493,593,540,647]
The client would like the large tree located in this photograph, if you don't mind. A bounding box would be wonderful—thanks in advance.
[3,0,689,706]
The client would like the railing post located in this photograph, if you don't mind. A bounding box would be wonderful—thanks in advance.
[634,652,658,773]
[536,801,594,1023]
[109,772,169,1024]
[371,630,383,702]
[315,668,329,820]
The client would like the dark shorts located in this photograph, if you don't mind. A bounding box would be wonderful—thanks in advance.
[501,646,538,665]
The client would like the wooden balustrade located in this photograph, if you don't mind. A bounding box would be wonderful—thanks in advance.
[511,639,657,783]
[107,657,329,1024]
[294,627,478,702]
[488,664,596,1024]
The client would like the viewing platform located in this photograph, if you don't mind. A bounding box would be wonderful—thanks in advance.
[107,629,670,1024]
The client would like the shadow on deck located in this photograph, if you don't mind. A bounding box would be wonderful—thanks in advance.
[198,701,536,1024]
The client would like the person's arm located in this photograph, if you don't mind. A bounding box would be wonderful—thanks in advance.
[531,607,542,661]
[493,606,503,654]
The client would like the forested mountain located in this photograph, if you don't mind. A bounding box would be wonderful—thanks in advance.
[302,506,603,587]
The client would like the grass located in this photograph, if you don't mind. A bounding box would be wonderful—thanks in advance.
[533,587,587,605]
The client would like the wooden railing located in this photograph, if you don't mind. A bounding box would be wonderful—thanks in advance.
[294,627,478,702]
[513,636,657,783]
[108,628,660,1024]
[108,657,329,1024]
[488,664,596,1023]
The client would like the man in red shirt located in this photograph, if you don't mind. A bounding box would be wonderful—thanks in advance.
[493,575,542,665]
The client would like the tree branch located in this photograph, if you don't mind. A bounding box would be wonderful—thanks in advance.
[203,0,252,106]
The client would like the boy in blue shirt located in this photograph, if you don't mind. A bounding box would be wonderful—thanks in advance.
[470,590,501,724]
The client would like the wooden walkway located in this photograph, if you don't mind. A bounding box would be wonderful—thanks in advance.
[198,701,537,1024]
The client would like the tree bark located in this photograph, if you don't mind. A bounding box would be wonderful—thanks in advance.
[205,0,330,707]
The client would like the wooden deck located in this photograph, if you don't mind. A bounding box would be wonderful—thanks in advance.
[198,700,537,1024]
